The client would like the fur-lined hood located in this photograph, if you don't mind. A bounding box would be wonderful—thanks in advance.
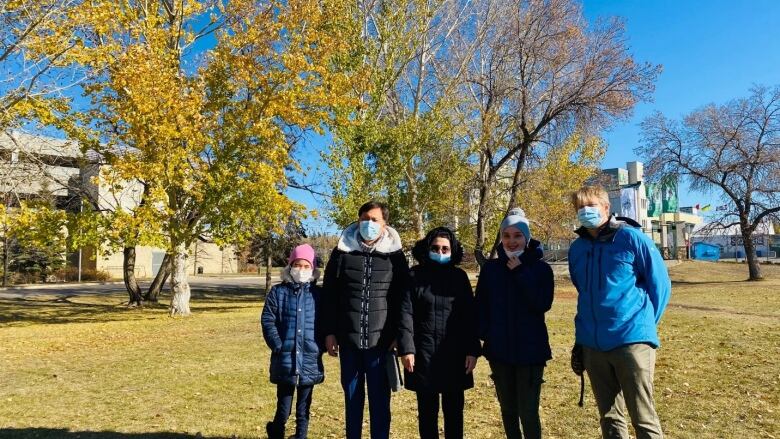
[337,221,403,254]
[280,266,321,285]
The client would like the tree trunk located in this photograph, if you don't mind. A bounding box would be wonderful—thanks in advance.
[406,169,425,239]
[265,249,272,293]
[2,232,8,288]
[169,243,191,316]
[145,253,171,302]
[741,225,763,280]
[489,146,530,258]
[474,179,490,267]
[123,247,143,306]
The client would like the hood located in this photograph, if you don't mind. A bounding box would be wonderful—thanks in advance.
[574,215,641,242]
[337,221,403,254]
[281,266,321,285]
[411,226,464,266]
[495,238,544,263]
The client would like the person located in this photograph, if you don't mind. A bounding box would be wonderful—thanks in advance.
[398,227,481,439]
[261,244,324,439]
[322,200,409,439]
[476,208,554,439]
[568,185,671,439]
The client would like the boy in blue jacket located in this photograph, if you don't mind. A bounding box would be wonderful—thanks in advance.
[568,186,671,439]
[261,244,324,439]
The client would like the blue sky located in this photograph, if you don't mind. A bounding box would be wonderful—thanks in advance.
[582,0,780,206]
[296,0,780,233]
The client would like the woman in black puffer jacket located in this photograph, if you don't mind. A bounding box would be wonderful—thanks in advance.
[398,227,481,439]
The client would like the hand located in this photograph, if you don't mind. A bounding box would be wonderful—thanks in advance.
[506,255,521,270]
[401,354,415,372]
[465,355,478,374]
[325,335,339,357]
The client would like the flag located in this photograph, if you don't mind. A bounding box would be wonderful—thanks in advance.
[715,204,729,211]
[646,183,661,217]
[701,204,711,211]
[620,188,638,221]
[661,176,678,213]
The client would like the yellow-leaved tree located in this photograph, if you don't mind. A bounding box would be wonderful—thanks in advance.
[521,134,605,244]
[67,0,356,315]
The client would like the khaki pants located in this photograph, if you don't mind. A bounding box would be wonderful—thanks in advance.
[584,343,663,439]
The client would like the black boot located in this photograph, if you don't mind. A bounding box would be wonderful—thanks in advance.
[266,421,284,439]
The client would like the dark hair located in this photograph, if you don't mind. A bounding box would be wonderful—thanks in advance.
[358,200,389,221]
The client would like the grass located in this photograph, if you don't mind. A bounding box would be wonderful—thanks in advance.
[0,261,778,438]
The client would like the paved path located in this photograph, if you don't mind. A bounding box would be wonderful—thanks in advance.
[0,275,276,299]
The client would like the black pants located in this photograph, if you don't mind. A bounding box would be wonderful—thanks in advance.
[415,390,465,439]
[489,361,545,439]
[271,383,314,439]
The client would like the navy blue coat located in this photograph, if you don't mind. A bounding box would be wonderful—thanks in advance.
[261,272,325,386]
[475,240,554,366]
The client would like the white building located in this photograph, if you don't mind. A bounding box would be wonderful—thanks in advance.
[691,222,779,260]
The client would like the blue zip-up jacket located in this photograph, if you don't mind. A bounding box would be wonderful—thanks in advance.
[476,240,554,365]
[261,267,325,386]
[568,216,671,351]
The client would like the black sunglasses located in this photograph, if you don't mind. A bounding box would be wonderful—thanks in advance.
[430,244,451,253]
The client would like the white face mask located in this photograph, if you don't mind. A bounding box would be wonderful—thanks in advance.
[503,246,524,258]
[290,267,313,283]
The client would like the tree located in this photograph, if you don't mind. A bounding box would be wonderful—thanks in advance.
[326,0,474,242]
[520,133,605,244]
[1,0,83,132]
[639,85,780,281]
[447,0,659,261]
[70,0,356,315]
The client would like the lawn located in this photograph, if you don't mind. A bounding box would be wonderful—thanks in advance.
[0,261,778,438]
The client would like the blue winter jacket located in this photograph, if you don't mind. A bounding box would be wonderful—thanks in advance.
[261,268,325,386]
[476,240,554,366]
[568,216,672,352]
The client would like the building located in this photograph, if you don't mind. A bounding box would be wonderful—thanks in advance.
[691,222,779,260]
[1,132,237,280]
[596,161,703,259]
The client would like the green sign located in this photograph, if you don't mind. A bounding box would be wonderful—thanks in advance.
[661,176,678,213]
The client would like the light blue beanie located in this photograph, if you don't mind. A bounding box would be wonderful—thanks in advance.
[500,208,531,242]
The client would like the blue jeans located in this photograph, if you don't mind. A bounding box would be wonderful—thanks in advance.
[271,383,313,439]
[339,344,391,439]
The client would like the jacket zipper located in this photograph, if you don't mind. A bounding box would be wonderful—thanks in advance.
[589,242,600,350]
[360,254,373,349]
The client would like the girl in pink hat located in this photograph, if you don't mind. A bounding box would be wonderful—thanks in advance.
[261,243,324,439]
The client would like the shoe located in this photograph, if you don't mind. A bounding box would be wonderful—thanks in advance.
[266,421,284,439]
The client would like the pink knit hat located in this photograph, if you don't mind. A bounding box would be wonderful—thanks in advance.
[288,244,316,268]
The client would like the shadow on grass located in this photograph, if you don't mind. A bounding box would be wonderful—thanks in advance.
[0,286,268,326]
[671,279,749,285]
[0,428,233,438]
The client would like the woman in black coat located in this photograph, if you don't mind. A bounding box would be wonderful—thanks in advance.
[398,227,481,439]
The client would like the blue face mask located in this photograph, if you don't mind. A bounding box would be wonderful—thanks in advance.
[429,251,451,264]
[359,220,382,242]
[577,206,603,228]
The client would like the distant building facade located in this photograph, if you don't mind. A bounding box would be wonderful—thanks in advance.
[1,132,237,279]
[595,161,702,259]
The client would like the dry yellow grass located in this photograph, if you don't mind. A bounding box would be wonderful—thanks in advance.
[0,261,778,438]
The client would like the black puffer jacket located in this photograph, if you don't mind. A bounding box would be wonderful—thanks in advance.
[323,222,409,350]
[398,227,481,393]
